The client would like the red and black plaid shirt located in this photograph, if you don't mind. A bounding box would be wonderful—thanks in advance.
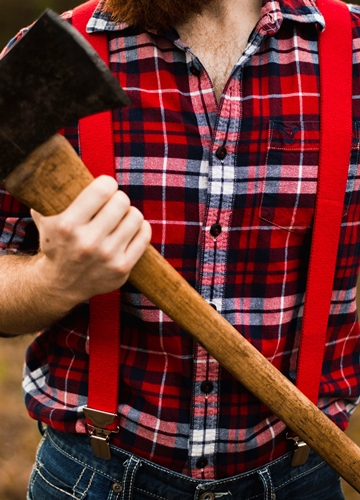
[2,0,360,480]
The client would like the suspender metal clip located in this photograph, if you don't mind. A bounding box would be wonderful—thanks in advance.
[83,407,119,460]
[286,433,311,466]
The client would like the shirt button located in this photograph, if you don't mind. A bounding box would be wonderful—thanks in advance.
[112,482,123,493]
[200,380,214,394]
[209,302,217,311]
[215,146,227,160]
[196,457,208,469]
[190,65,200,76]
[210,223,222,238]
[199,493,216,500]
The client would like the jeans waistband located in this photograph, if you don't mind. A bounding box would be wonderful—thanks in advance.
[43,427,332,500]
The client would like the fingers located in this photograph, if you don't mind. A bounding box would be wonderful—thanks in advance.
[86,189,131,241]
[99,210,152,267]
[121,219,152,269]
[75,175,119,220]
[31,176,120,232]
[61,175,120,226]
[69,179,147,259]
[30,175,152,301]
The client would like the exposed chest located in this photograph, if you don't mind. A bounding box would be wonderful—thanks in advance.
[194,43,246,102]
[178,19,257,102]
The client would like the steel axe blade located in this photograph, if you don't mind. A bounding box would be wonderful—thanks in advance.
[0,9,131,182]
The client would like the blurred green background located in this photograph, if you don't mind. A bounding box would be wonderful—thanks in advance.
[0,0,79,49]
[1,1,360,499]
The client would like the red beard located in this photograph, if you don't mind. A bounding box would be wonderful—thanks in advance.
[104,0,215,32]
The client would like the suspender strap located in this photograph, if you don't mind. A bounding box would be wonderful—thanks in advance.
[73,0,121,459]
[296,0,353,403]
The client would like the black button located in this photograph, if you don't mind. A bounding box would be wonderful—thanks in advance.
[200,381,214,394]
[215,146,227,160]
[209,303,217,311]
[210,223,222,238]
[196,457,208,469]
[190,65,200,76]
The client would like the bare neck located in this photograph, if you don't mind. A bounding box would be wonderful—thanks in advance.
[175,0,262,102]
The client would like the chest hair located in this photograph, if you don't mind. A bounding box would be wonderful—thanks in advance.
[190,32,250,102]
[176,2,261,102]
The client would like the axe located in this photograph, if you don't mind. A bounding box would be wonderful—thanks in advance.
[1,10,360,492]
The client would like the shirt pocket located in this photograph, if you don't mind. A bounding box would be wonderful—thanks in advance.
[259,120,319,235]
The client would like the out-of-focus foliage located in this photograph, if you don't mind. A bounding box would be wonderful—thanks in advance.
[0,0,80,49]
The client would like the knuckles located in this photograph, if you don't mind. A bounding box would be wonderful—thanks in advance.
[56,216,76,240]
[142,220,152,242]
[96,243,116,263]
[112,190,131,213]
[111,259,130,277]
[75,237,101,260]
[92,176,119,198]
[127,206,144,226]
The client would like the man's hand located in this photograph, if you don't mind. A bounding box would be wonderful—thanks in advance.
[32,175,152,307]
[0,176,151,335]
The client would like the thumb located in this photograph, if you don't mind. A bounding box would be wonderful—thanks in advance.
[30,208,42,229]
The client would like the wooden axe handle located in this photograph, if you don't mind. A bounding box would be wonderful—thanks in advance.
[5,134,360,491]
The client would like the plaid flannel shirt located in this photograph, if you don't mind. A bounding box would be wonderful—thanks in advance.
[2,0,360,480]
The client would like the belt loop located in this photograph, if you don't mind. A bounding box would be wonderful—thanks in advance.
[257,467,274,500]
[122,456,142,500]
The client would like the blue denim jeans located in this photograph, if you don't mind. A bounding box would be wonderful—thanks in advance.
[27,427,345,500]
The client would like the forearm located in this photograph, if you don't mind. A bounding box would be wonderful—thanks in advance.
[0,178,151,336]
[0,253,75,336]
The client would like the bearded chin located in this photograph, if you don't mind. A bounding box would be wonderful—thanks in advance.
[104,0,213,32]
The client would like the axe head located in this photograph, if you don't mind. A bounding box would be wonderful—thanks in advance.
[0,9,131,182]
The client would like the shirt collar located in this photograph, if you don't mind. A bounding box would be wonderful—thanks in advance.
[257,0,325,36]
[85,0,128,33]
[85,0,325,35]
[279,0,325,28]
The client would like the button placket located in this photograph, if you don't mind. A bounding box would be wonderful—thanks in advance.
[189,68,240,480]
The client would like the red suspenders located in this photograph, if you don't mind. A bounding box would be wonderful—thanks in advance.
[72,0,353,462]
[289,0,352,464]
[73,0,121,460]
[297,0,353,403]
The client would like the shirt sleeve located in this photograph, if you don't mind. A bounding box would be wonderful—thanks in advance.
[0,27,40,255]
[0,185,39,255]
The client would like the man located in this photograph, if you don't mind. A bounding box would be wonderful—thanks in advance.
[1,0,360,497]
